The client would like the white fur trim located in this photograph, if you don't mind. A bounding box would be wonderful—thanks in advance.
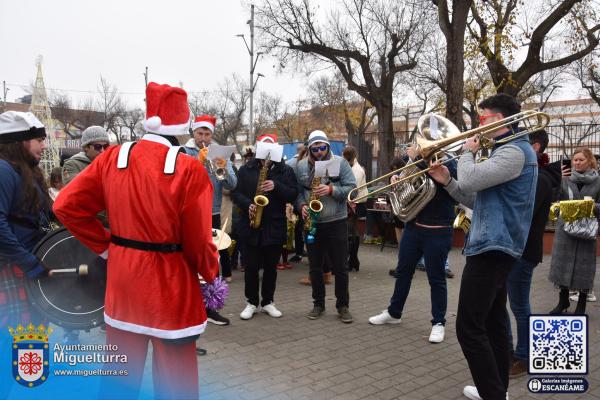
[104,313,207,339]
[143,120,190,136]
[191,121,215,133]
[117,142,137,169]
[164,146,182,174]
[141,133,172,147]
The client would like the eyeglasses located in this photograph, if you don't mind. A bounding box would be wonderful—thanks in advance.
[91,143,110,151]
[310,145,328,153]
[478,113,502,125]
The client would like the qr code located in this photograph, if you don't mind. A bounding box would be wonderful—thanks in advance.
[529,316,587,374]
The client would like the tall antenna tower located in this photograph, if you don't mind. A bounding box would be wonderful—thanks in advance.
[30,56,59,177]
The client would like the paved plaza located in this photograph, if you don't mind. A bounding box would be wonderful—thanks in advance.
[196,244,600,400]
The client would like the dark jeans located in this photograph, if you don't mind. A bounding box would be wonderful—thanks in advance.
[388,223,452,325]
[212,214,231,278]
[507,257,536,361]
[457,251,516,400]
[294,215,305,256]
[244,244,281,307]
[306,219,349,309]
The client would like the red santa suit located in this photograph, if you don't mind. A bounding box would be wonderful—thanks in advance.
[54,134,218,338]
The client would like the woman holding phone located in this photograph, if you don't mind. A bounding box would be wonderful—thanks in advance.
[549,147,600,315]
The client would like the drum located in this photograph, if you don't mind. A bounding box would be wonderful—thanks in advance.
[212,228,232,251]
[25,228,106,330]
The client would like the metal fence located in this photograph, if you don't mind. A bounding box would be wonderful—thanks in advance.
[545,123,600,162]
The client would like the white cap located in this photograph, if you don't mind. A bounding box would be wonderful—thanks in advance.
[0,111,46,144]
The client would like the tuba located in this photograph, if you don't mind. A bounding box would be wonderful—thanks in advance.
[386,114,460,222]
[304,176,324,244]
[249,155,271,229]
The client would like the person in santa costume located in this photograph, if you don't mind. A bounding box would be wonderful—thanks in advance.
[184,114,237,326]
[232,133,298,320]
[53,82,219,399]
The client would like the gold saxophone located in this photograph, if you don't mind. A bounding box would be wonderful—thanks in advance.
[304,176,324,243]
[249,155,271,229]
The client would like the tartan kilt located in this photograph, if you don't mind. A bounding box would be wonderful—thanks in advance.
[0,264,38,328]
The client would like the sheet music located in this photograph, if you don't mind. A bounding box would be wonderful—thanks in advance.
[255,141,283,162]
[314,158,341,178]
[207,144,236,161]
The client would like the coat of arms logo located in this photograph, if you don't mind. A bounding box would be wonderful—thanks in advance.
[9,323,52,388]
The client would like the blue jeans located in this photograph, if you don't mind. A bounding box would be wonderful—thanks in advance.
[388,223,452,325]
[506,257,536,361]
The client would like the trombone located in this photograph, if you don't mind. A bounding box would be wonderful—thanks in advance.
[347,110,550,203]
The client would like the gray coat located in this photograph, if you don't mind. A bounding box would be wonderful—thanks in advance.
[548,173,600,291]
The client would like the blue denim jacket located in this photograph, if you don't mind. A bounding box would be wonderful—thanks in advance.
[465,135,538,258]
[183,141,237,215]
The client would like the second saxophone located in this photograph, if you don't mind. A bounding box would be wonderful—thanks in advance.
[304,176,324,243]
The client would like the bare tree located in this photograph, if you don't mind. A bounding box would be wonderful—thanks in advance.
[256,0,434,173]
[434,0,474,126]
[119,108,145,142]
[574,50,600,106]
[97,76,126,141]
[467,0,600,97]
[189,75,249,152]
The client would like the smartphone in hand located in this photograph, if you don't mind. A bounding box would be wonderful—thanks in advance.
[561,156,571,177]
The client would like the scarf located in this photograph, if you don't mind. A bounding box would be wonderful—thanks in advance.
[570,168,599,185]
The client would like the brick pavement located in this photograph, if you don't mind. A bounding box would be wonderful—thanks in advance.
[196,244,600,400]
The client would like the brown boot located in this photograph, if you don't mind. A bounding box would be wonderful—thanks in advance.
[324,272,333,285]
[299,276,311,285]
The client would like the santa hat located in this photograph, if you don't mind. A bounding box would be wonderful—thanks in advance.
[0,111,46,144]
[142,82,190,136]
[307,130,330,147]
[191,115,216,133]
[257,133,278,143]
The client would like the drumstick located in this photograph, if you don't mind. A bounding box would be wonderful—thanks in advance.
[217,218,229,250]
[48,264,88,276]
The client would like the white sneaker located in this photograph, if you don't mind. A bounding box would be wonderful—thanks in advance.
[368,310,401,325]
[463,385,509,400]
[588,291,597,302]
[463,386,482,400]
[261,303,283,318]
[570,291,597,302]
[429,323,445,343]
[240,304,257,320]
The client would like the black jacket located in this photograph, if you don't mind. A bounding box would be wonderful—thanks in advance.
[232,159,298,246]
[521,160,562,264]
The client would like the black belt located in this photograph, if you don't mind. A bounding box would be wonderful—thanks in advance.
[110,235,182,253]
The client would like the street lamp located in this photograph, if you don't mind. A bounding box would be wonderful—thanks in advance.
[236,4,263,144]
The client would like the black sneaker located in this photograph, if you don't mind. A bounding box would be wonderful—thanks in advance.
[445,269,455,279]
[338,307,353,323]
[306,306,324,320]
[290,254,303,262]
[207,308,230,326]
[388,269,396,277]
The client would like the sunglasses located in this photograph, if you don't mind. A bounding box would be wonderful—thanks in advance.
[91,143,110,151]
[478,113,502,124]
[310,145,328,153]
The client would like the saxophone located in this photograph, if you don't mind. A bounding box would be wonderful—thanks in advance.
[304,176,324,244]
[249,155,271,229]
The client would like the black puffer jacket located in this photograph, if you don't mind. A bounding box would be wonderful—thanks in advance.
[232,159,298,246]
[521,158,562,264]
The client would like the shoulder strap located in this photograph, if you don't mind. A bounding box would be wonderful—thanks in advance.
[117,142,137,169]
[164,146,184,175]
